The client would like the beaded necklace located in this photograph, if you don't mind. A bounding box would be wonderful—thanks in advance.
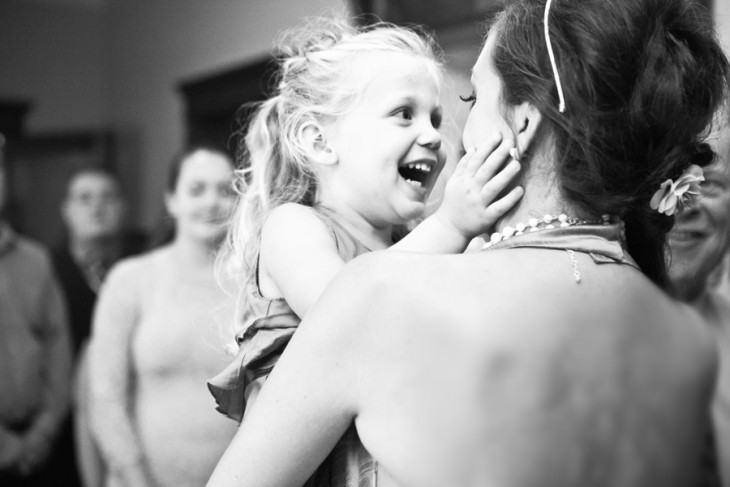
[482,213,612,249]
[482,213,616,283]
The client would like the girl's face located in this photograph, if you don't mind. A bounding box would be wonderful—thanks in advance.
[462,31,512,151]
[166,150,235,244]
[322,51,446,226]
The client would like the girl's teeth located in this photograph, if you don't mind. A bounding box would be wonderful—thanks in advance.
[405,179,423,188]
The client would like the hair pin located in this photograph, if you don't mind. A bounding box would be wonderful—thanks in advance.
[544,0,566,113]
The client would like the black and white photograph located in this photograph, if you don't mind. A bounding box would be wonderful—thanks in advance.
[1,0,730,486]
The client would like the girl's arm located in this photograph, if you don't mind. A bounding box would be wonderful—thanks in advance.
[260,136,520,318]
[88,262,154,487]
[258,203,348,318]
[391,134,522,254]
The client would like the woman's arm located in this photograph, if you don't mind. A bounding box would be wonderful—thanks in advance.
[391,135,522,254]
[74,342,107,487]
[207,262,370,487]
[88,261,153,486]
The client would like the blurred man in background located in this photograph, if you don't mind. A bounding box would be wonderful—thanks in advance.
[51,167,146,487]
[0,135,72,486]
[53,167,146,355]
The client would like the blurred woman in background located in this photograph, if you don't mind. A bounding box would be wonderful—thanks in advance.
[89,147,238,487]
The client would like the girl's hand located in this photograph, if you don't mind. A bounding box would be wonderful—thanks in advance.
[435,134,523,240]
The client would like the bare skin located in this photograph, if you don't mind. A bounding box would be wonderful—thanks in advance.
[209,246,714,487]
[208,17,718,486]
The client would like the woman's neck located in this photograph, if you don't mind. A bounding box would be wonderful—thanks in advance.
[495,153,588,233]
[170,235,217,270]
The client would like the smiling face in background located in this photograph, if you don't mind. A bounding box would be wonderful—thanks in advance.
[320,51,446,227]
[668,116,730,300]
[165,149,236,245]
[62,170,125,242]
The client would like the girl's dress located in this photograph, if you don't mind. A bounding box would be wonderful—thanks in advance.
[208,205,377,487]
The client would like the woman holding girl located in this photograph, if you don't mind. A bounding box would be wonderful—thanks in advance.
[208,16,524,487]
[209,0,730,485]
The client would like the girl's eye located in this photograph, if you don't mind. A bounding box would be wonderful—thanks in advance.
[431,112,443,130]
[459,93,476,107]
[393,107,414,121]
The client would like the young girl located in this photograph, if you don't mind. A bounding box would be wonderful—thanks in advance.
[208,17,521,486]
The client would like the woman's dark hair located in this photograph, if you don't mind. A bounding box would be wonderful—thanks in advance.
[165,145,233,193]
[488,0,729,288]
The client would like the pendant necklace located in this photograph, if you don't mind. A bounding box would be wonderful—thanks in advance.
[482,212,615,283]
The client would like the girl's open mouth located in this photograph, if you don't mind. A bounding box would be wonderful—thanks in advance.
[398,161,434,189]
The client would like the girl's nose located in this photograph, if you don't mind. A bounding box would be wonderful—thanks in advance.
[418,122,442,151]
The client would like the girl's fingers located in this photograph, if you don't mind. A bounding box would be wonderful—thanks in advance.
[452,147,476,177]
[484,186,524,220]
[480,159,521,200]
[471,138,515,185]
[463,133,503,177]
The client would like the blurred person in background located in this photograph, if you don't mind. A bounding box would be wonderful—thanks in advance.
[0,134,73,486]
[668,107,730,487]
[88,146,238,487]
[51,167,147,487]
[54,167,147,357]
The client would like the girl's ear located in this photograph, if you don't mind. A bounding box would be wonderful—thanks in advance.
[298,122,338,166]
[511,101,543,160]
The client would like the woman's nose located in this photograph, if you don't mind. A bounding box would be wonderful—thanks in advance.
[200,188,222,208]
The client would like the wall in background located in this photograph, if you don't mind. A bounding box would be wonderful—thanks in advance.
[105,0,350,228]
[0,0,350,230]
[0,0,106,132]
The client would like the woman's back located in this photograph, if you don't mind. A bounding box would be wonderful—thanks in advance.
[336,247,715,487]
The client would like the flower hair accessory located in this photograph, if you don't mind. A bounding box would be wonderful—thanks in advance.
[649,164,705,216]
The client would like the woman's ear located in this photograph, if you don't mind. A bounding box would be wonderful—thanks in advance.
[511,101,543,159]
[298,122,338,166]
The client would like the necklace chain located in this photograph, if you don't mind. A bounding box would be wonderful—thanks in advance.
[482,213,612,250]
